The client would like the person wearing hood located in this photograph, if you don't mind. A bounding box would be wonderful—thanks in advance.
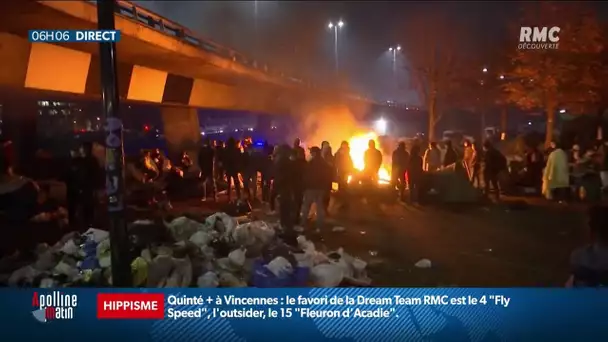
[601,141,608,192]
[302,147,333,231]
[320,141,335,213]
[334,141,354,209]
[543,141,570,202]
[392,142,410,201]
[423,142,442,172]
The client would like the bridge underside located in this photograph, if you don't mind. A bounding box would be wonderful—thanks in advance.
[0,1,369,114]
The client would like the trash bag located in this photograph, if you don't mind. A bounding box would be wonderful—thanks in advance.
[197,271,219,288]
[311,263,343,287]
[164,216,205,241]
[228,248,247,267]
[265,256,293,278]
[83,228,109,243]
[205,212,237,241]
[189,231,214,248]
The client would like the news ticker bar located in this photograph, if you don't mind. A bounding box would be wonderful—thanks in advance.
[28,30,121,43]
[96,293,512,320]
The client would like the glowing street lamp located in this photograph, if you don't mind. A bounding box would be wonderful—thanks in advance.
[328,20,345,73]
[482,67,488,73]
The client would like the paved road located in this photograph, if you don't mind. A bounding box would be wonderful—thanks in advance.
[170,193,589,287]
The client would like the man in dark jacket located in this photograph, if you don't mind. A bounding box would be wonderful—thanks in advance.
[291,142,306,223]
[443,140,458,167]
[78,142,101,227]
[392,142,410,201]
[223,138,242,201]
[482,141,506,200]
[261,142,274,203]
[408,145,424,203]
[243,141,264,201]
[364,140,383,183]
[301,147,333,231]
[334,141,354,209]
[199,138,216,201]
[273,144,297,245]
[293,138,306,161]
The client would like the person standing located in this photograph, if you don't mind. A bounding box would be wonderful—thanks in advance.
[600,141,608,193]
[408,145,424,204]
[199,138,217,201]
[291,143,306,223]
[224,138,242,201]
[423,142,442,172]
[543,141,570,202]
[301,147,333,232]
[334,141,353,210]
[78,142,101,228]
[392,142,410,201]
[482,141,507,201]
[321,141,334,213]
[363,140,382,183]
[470,142,482,187]
[443,140,458,167]
[525,145,544,192]
[273,144,297,245]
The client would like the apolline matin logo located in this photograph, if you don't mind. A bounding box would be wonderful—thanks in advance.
[31,291,78,323]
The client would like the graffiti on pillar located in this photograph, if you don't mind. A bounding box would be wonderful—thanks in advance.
[104,117,124,212]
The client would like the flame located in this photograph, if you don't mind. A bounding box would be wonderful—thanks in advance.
[347,132,391,184]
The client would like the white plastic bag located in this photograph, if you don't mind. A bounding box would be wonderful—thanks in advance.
[228,248,246,267]
[248,221,275,245]
[414,258,432,268]
[232,223,256,246]
[205,212,237,239]
[60,239,80,256]
[265,256,293,278]
[197,271,219,288]
[190,231,213,247]
[311,264,344,287]
[218,272,247,287]
[8,265,41,286]
[84,228,110,243]
[165,216,205,241]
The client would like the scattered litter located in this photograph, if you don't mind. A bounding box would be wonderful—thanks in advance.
[3,209,372,288]
[414,258,432,269]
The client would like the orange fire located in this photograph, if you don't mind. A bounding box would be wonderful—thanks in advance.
[347,132,391,184]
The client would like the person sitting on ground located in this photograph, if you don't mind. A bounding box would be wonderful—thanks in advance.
[566,205,608,287]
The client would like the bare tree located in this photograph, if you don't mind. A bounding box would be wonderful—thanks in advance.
[401,7,474,141]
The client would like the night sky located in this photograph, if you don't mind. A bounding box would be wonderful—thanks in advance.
[134,1,606,105]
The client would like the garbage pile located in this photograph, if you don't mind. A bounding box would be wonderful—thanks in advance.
[4,213,371,288]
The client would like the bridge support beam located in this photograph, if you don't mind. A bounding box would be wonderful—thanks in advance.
[160,106,200,162]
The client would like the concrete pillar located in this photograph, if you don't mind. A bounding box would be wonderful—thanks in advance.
[160,106,200,163]
[0,99,38,175]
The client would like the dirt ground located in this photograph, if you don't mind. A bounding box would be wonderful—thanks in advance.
[172,194,590,287]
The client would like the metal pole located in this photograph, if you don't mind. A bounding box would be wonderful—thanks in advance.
[97,0,131,287]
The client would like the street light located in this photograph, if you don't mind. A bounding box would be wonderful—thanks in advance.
[499,75,505,80]
[482,67,488,73]
[388,45,401,73]
[328,20,345,73]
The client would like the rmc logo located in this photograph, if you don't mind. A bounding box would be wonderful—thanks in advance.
[518,26,560,50]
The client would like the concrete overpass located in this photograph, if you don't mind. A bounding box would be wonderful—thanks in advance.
[0,0,373,163]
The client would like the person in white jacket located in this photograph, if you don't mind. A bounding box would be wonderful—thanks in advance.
[542,142,570,202]
[423,142,442,172]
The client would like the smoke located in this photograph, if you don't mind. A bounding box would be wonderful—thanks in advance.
[292,102,369,150]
